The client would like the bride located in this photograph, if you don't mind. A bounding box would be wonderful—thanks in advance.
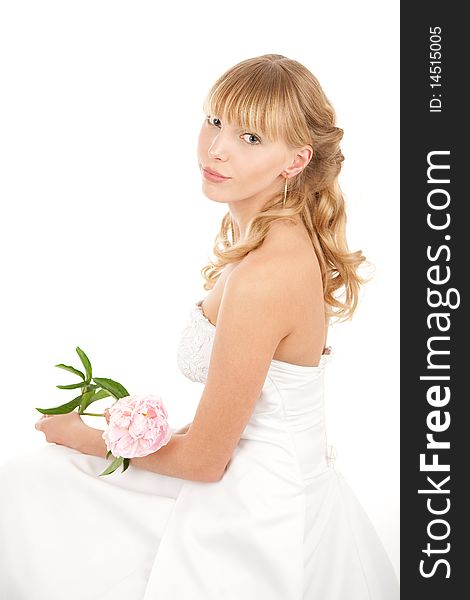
[0,54,399,599]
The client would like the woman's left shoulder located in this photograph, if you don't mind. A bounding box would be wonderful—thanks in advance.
[252,221,320,276]
[229,247,317,297]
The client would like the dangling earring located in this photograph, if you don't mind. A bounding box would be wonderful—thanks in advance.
[283,175,288,208]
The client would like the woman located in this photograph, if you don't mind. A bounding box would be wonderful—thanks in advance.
[0,54,399,599]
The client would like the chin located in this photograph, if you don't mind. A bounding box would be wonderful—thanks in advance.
[202,192,229,205]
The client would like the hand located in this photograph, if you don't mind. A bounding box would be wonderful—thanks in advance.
[35,411,89,449]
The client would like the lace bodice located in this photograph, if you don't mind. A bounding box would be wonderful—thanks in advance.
[176,301,216,383]
[176,299,332,384]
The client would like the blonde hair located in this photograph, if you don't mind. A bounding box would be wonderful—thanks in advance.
[200,54,372,323]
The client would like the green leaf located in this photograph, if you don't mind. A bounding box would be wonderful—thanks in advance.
[78,388,111,413]
[82,384,99,392]
[93,389,111,401]
[122,458,130,473]
[56,381,88,390]
[54,364,85,380]
[99,455,124,477]
[93,378,129,400]
[106,450,113,459]
[36,395,82,415]
[76,347,92,383]
[78,390,96,413]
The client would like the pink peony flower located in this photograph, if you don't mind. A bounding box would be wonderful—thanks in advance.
[102,393,171,458]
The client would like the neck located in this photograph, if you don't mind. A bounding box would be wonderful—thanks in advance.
[228,191,276,240]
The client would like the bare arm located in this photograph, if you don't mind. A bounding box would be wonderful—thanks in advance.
[75,425,216,482]
[184,263,291,481]
[77,414,210,482]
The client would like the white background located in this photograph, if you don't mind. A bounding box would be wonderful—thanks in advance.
[0,0,400,581]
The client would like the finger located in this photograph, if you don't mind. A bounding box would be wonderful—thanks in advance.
[35,415,50,429]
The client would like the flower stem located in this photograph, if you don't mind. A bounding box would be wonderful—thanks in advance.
[80,412,105,417]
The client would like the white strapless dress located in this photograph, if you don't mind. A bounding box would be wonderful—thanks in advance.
[0,299,399,599]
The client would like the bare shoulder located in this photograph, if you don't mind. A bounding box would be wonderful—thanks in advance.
[220,257,291,342]
[224,219,322,330]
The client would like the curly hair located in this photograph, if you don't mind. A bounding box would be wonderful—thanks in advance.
[200,54,372,323]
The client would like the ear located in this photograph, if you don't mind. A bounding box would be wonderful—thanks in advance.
[284,145,313,178]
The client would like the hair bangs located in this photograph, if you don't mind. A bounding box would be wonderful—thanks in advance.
[202,68,290,143]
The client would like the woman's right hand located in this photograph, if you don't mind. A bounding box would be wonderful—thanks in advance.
[104,408,111,425]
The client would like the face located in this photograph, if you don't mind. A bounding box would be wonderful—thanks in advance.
[197,112,306,207]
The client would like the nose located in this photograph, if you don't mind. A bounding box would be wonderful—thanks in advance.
[208,131,229,162]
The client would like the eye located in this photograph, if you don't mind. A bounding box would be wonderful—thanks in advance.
[242,133,261,145]
[206,115,261,145]
[207,115,221,127]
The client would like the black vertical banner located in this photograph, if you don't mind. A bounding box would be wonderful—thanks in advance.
[401,2,467,597]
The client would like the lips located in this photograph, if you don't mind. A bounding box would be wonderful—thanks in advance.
[203,167,230,179]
